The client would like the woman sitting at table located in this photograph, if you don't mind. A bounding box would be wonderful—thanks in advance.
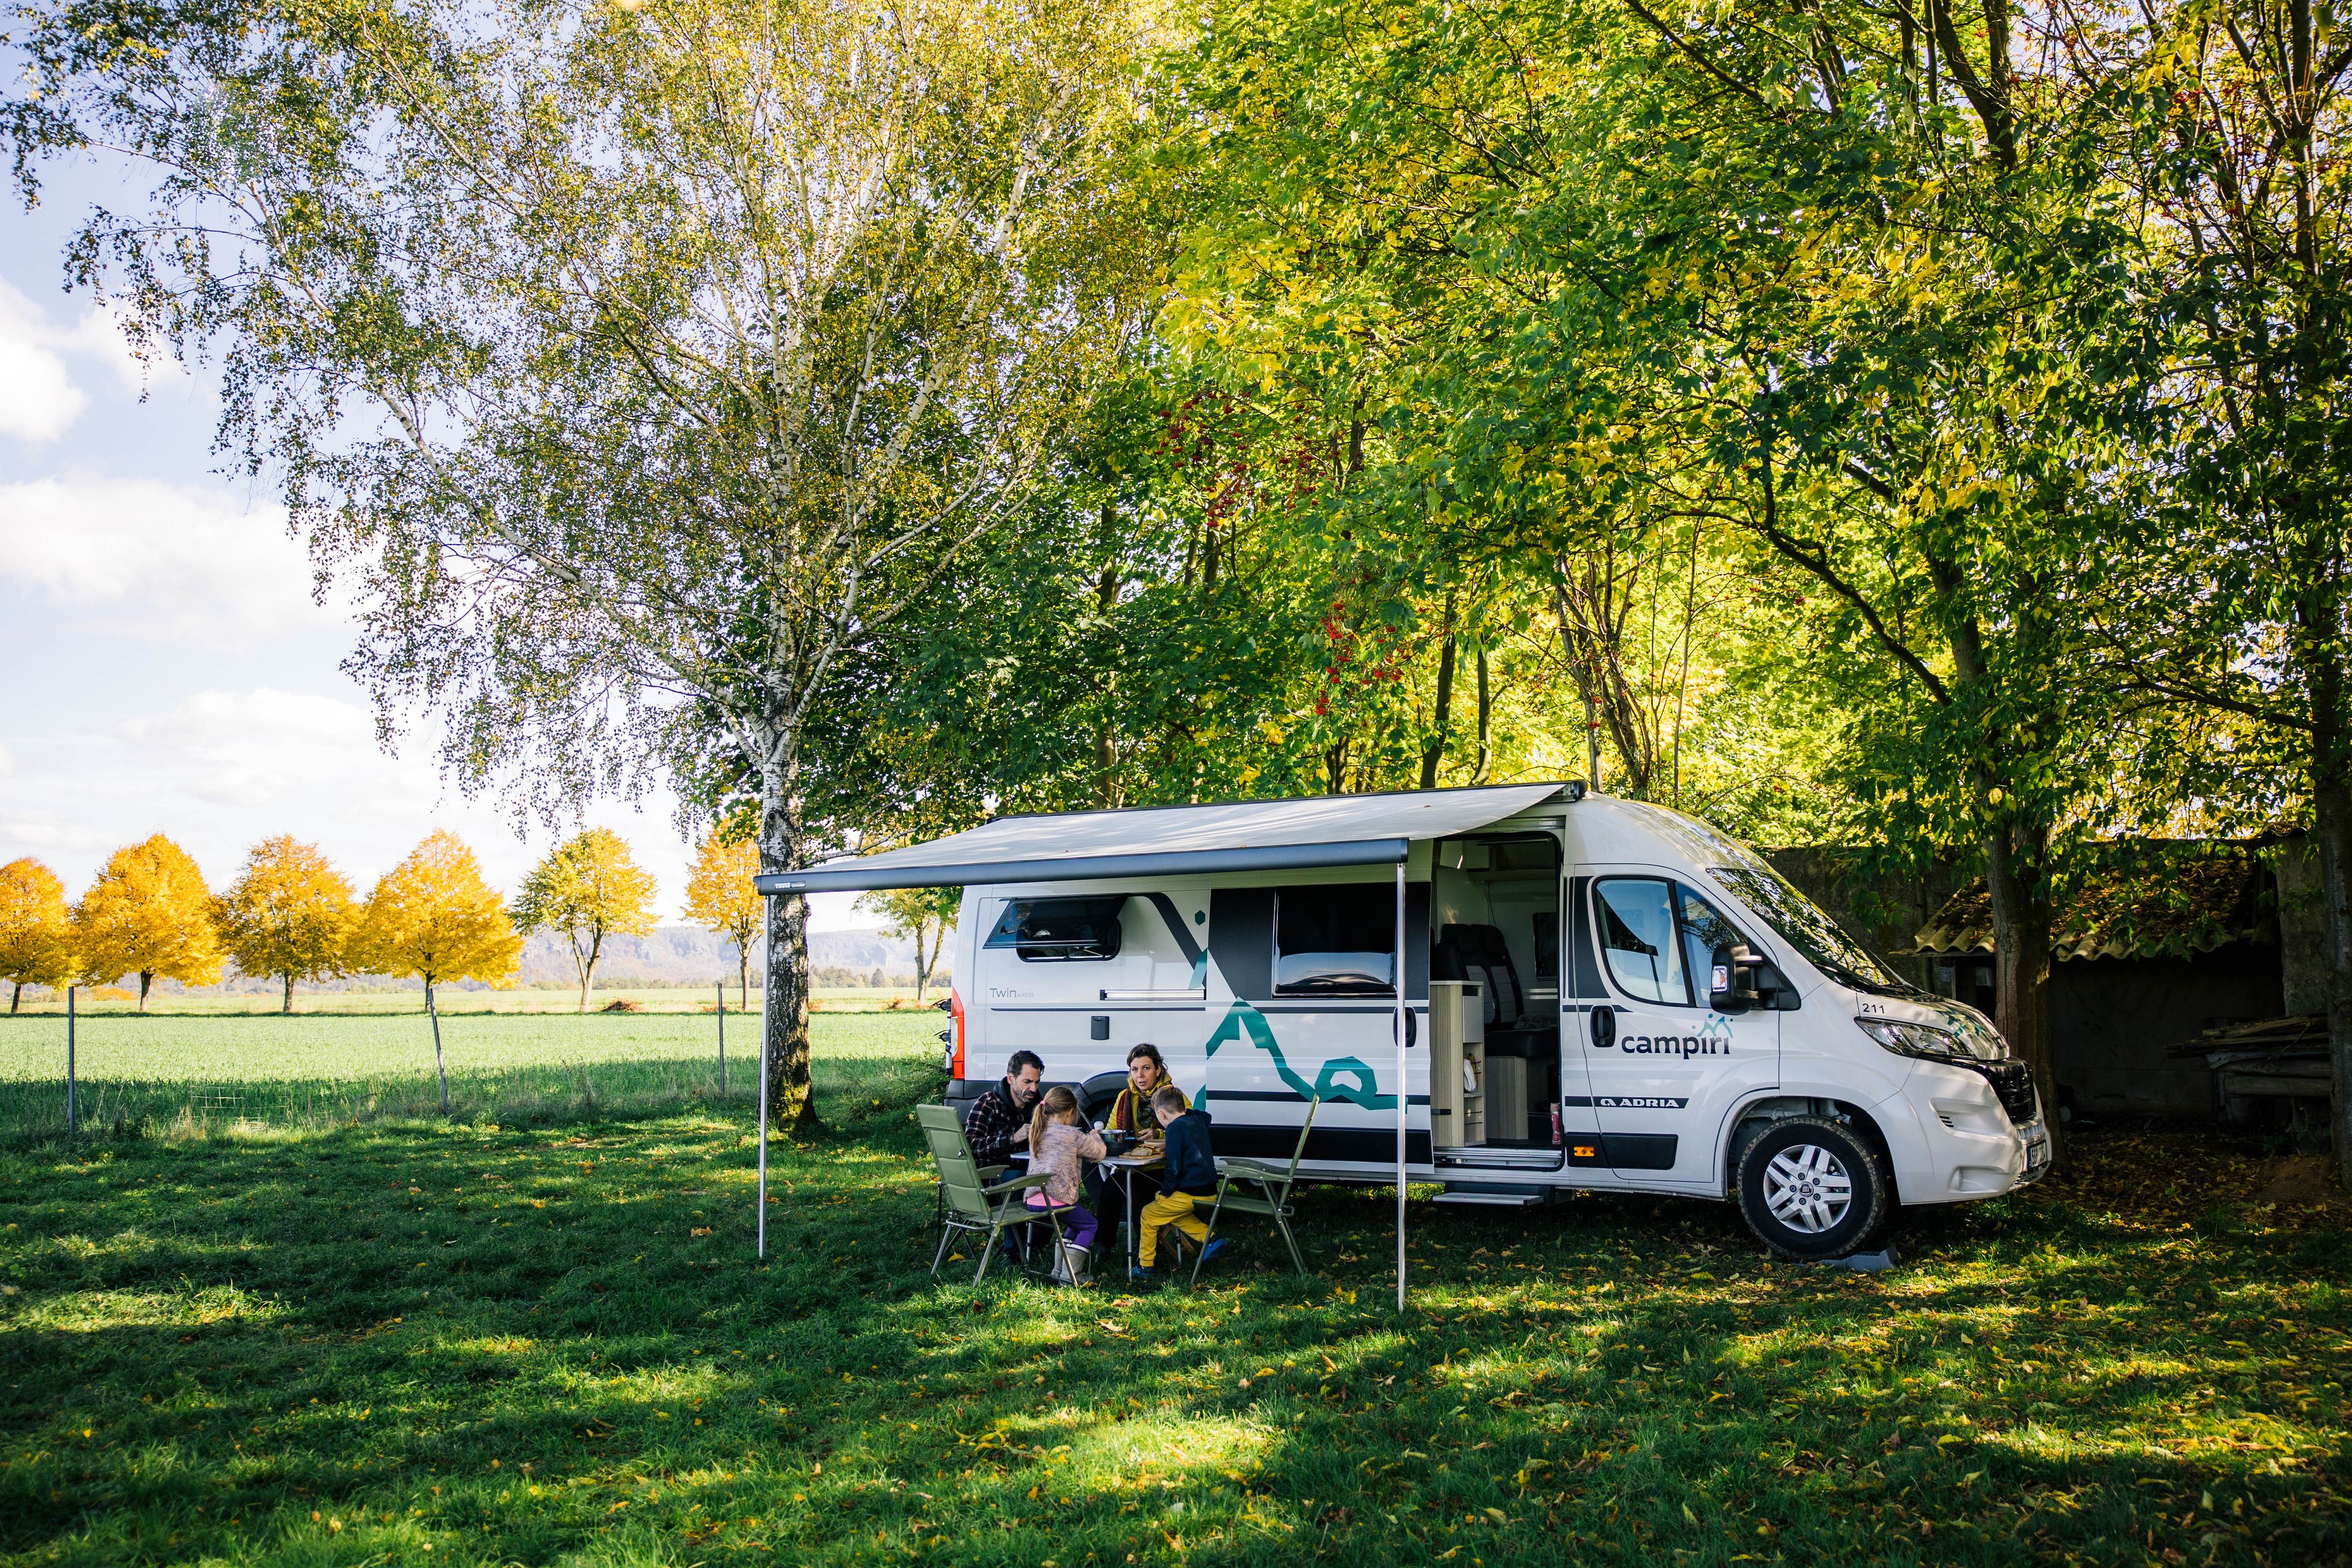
[1105,1044,1186,1138]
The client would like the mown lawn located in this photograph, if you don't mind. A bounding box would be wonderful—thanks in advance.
[1,1060,2346,1567]
[0,1011,942,1137]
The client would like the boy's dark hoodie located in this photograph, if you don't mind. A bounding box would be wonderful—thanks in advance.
[1158,1107,1218,1197]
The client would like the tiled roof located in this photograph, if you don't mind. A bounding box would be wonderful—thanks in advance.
[1910,850,2273,960]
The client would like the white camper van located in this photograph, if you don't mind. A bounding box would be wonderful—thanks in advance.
[763,782,2051,1259]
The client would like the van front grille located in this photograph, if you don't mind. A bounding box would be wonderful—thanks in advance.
[1978,1061,2038,1125]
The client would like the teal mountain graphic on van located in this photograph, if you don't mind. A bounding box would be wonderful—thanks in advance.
[1200,1000,1397,1110]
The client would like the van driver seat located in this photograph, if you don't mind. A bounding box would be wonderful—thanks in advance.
[1436,923,1527,1029]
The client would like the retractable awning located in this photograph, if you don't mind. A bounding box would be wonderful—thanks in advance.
[755,781,1574,894]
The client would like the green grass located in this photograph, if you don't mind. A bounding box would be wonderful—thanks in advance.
[1,1023,2346,1567]
[0,1012,944,1139]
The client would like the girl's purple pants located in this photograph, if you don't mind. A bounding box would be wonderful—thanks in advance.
[1027,1199,1099,1253]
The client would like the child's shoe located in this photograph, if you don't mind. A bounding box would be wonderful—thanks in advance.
[1198,1238,1228,1269]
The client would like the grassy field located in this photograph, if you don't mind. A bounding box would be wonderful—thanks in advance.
[0,1011,945,1140]
[0,1017,2346,1567]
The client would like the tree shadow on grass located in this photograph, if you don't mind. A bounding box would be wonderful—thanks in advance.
[0,1123,2343,1567]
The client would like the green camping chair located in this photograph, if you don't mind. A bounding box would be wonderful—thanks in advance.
[915,1104,1066,1284]
[1191,1096,1321,1286]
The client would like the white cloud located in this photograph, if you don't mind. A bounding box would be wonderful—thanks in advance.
[0,686,699,909]
[0,473,339,646]
[0,684,877,930]
[0,277,171,447]
[0,282,89,443]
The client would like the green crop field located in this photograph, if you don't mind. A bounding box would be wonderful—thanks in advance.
[0,1011,946,1139]
[4,987,941,1017]
[0,1017,2346,1568]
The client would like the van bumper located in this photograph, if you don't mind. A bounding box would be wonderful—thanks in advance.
[1882,1063,2054,1206]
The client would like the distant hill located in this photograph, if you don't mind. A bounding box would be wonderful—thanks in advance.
[136,925,947,997]
[518,925,943,987]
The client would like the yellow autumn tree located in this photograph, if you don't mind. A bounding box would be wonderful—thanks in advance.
[216,835,359,1014]
[75,835,223,1009]
[352,831,522,1007]
[682,832,761,1011]
[510,827,660,1012]
[0,858,75,1012]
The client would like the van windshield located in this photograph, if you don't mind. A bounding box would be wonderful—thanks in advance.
[1707,865,1917,997]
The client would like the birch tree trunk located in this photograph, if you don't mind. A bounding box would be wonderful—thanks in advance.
[759,739,817,1132]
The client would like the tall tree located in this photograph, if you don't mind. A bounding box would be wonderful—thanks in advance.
[0,858,74,1012]
[352,832,523,1006]
[1162,0,2156,1139]
[5,0,1156,1131]
[215,836,359,1013]
[75,836,222,1009]
[2056,0,2352,1186]
[856,887,959,1002]
[511,829,660,1012]
[682,833,761,1012]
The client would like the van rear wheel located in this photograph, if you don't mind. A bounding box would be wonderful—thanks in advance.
[1734,1116,1890,1260]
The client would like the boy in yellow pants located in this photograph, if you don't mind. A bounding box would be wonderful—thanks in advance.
[1135,1085,1224,1281]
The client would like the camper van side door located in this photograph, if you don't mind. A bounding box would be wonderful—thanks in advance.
[1579,870,1781,1183]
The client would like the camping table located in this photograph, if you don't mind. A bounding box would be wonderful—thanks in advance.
[1098,1149,1164,1272]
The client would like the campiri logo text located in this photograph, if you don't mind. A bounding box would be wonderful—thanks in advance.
[1606,1014,1737,1058]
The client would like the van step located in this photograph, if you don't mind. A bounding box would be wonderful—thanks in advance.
[1433,1186,1546,1207]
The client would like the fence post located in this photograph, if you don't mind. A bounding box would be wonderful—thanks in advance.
[717,981,726,1096]
[428,982,450,1114]
[67,984,77,1139]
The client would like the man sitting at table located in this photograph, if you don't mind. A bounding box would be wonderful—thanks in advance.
[1134,1085,1224,1281]
[963,1050,1044,1169]
[1105,1044,1186,1139]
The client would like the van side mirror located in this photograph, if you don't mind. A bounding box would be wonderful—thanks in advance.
[1710,943,1765,1012]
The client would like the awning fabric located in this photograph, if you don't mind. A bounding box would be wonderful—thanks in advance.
[756,782,1570,894]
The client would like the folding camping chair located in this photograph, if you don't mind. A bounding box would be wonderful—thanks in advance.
[1191,1096,1321,1286]
[915,1104,1068,1284]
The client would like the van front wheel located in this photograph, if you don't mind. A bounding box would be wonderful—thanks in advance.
[1733,1117,1890,1260]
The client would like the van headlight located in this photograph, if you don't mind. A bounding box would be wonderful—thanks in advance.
[1856,1016,2009,1063]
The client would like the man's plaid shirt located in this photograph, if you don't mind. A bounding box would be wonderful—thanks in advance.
[963,1080,1026,1169]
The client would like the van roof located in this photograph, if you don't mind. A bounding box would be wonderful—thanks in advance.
[756,781,1577,894]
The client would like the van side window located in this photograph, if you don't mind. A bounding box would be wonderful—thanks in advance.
[1595,878,1686,1005]
[1676,886,1753,992]
[985,897,1125,962]
[1273,884,1395,995]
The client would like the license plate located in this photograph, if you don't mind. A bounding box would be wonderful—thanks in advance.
[2025,1139,2050,1174]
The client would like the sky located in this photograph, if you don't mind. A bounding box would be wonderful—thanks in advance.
[0,156,865,931]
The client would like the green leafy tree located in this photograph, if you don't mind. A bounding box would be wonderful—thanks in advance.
[1158,0,2166,1137]
[856,886,959,1002]
[511,829,660,1012]
[2039,0,2352,1185]
[6,0,1159,1130]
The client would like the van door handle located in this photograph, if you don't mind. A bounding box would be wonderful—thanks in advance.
[1589,1007,1616,1050]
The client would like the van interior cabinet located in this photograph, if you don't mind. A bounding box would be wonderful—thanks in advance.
[1429,979,1487,1148]
[1483,1047,1528,1141]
